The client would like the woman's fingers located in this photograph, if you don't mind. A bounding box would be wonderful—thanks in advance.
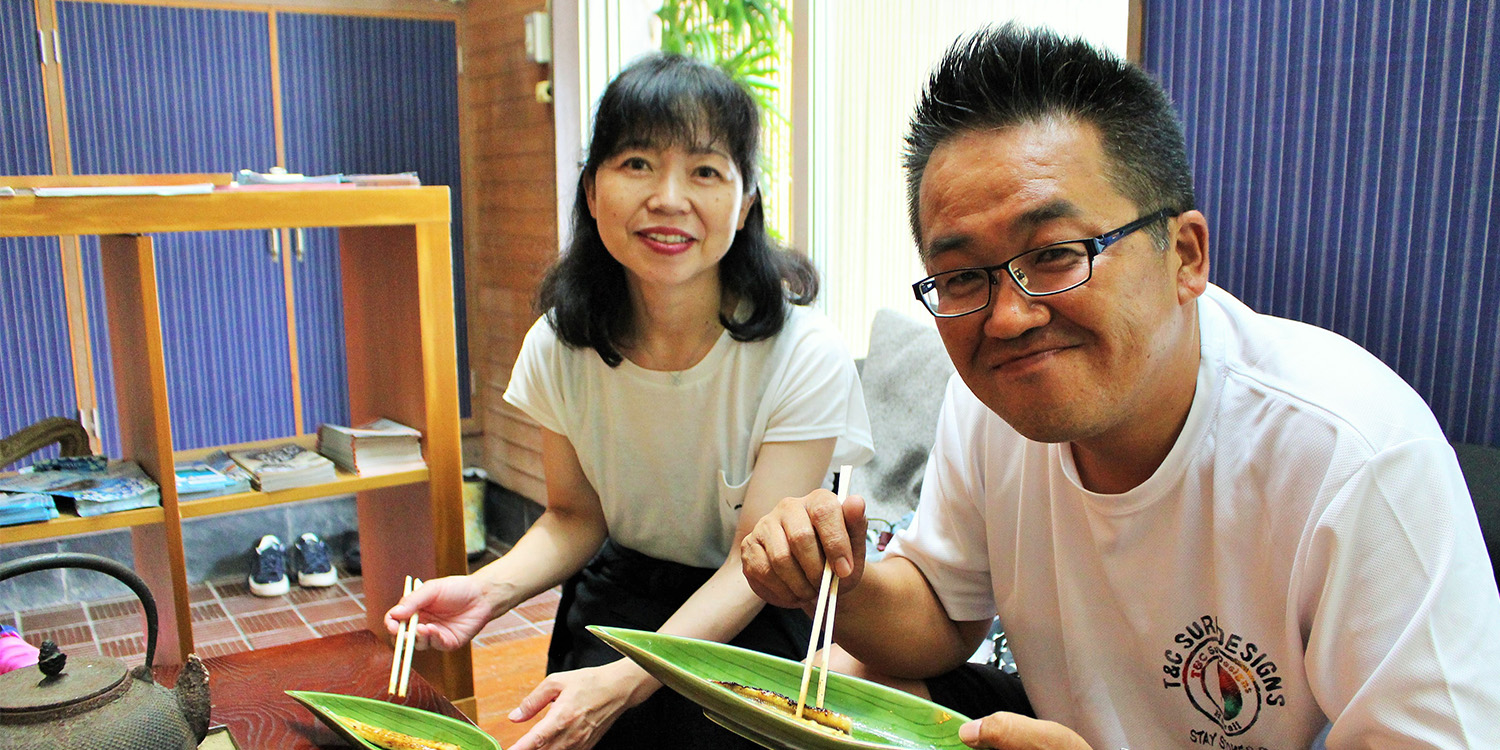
[958,712,1093,750]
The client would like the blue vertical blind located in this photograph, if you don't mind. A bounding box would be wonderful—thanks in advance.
[278,13,468,423]
[58,1,292,452]
[1,0,76,469]
[1143,0,1500,446]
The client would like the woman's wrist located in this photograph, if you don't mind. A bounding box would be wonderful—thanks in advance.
[607,658,662,707]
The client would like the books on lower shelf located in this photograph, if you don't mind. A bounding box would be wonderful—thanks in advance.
[0,492,59,526]
[228,443,338,492]
[175,451,253,500]
[0,460,162,518]
[317,418,426,476]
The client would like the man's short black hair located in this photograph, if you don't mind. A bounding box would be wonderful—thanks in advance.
[904,24,1196,248]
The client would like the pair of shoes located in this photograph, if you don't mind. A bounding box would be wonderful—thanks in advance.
[248,533,338,597]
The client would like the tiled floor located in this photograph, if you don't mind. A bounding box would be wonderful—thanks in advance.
[1,545,561,748]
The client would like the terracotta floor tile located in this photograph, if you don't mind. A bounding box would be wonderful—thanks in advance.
[474,633,551,747]
[238,609,303,635]
[477,610,530,637]
[288,585,346,604]
[21,602,88,629]
[298,597,365,624]
[514,602,559,624]
[339,578,364,596]
[192,618,242,643]
[22,623,93,647]
[195,638,251,659]
[211,579,253,598]
[247,625,317,650]
[189,582,216,603]
[92,615,146,641]
[532,620,554,636]
[313,616,366,637]
[191,601,228,622]
[87,598,142,621]
[99,634,144,658]
[222,592,293,617]
[474,626,544,648]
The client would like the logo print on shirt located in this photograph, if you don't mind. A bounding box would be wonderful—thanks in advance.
[1161,615,1284,737]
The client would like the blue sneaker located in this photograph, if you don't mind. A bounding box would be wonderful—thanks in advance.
[248,535,290,597]
[294,532,338,588]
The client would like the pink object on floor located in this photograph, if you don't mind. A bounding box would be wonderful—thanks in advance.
[0,627,41,674]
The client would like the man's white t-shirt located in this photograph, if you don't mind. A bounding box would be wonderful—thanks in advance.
[888,284,1500,748]
[505,304,874,568]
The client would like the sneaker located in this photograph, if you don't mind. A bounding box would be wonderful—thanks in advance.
[248,535,290,597]
[294,532,338,588]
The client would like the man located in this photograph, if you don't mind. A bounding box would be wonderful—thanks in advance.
[741,24,1500,750]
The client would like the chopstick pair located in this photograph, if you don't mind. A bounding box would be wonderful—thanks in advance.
[794,465,853,718]
[387,575,422,698]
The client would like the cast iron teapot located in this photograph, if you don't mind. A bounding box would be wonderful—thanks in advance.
[0,552,210,750]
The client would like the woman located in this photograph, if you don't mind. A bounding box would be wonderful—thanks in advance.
[384,53,872,750]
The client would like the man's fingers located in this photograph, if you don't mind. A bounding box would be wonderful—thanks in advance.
[741,536,805,608]
[958,712,1092,750]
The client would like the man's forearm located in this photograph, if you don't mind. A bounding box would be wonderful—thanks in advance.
[830,556,984,678]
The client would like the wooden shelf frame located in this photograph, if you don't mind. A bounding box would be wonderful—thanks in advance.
[0,186,472,703]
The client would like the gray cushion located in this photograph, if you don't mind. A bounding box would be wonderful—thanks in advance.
[1454,442,1500,584]
[848,309,955,530]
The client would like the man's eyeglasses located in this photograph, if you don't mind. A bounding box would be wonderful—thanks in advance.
[911,208,1178,318]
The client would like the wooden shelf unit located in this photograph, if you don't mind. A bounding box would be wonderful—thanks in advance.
[0,186,473,706]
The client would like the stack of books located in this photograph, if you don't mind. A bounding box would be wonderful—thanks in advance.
[0,460,161,517]
[229,443,337,492]
[0,492,59,526]
[317,418,426,476]
[174,450,253,500]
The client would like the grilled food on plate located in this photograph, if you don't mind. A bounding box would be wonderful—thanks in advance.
[328,711,463,750]
[714,680,854,736]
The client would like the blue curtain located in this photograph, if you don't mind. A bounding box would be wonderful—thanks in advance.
[1143,0,1500,446]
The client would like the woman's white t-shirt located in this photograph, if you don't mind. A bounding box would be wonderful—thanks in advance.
[504,304,874,568]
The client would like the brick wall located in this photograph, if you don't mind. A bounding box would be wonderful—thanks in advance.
[460,0,555,504]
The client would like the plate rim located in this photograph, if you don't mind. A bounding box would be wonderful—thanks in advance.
[589,625,969,750]
[285,688,501,750]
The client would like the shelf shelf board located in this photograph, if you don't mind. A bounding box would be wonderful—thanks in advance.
[177,467,430,519]
[0,506,165,545]
[0,186,451,237]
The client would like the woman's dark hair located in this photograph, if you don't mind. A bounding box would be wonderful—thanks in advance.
[537,53,817,367]
[905,24,1196,251]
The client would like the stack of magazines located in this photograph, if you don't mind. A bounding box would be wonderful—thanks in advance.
[0,460,161,517]
[174,450,253,500]
[0,492,59,526]
[228,443,337,492]
[317,418,425,476]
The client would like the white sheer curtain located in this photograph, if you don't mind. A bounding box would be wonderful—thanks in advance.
[803,1,1130,357]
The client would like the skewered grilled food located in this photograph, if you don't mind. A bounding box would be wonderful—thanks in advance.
[713,680,853,736]
[327,711,463,750]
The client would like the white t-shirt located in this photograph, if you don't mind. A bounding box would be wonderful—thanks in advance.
[888,284,1500,749]
[505,304,874,568]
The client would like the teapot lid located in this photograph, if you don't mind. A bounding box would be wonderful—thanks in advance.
[0,657,127,713]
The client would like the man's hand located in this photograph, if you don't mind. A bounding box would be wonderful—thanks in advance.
[740,490,867,609]
[505,660,656,750]
[959,713,1093,749]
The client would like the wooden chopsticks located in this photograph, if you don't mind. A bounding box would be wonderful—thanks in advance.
[388,575,422,698]
[795,465,853,718]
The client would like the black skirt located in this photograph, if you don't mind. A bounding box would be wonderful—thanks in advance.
[547,538,813,750]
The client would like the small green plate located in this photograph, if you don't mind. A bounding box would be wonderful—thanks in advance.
[589,626,969,750]
[286,690,501,750]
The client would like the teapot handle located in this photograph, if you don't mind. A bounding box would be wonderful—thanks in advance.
[0,553,159,669]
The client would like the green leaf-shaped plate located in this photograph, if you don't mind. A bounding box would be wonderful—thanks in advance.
[589,626,968,750]
[286,690,502,750]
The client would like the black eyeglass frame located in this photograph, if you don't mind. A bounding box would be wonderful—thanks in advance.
[910,208,1179,318]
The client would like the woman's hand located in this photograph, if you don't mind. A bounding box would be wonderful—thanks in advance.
[505,660,658,750]
[958,712,1094,750]
[382,575,495,652]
